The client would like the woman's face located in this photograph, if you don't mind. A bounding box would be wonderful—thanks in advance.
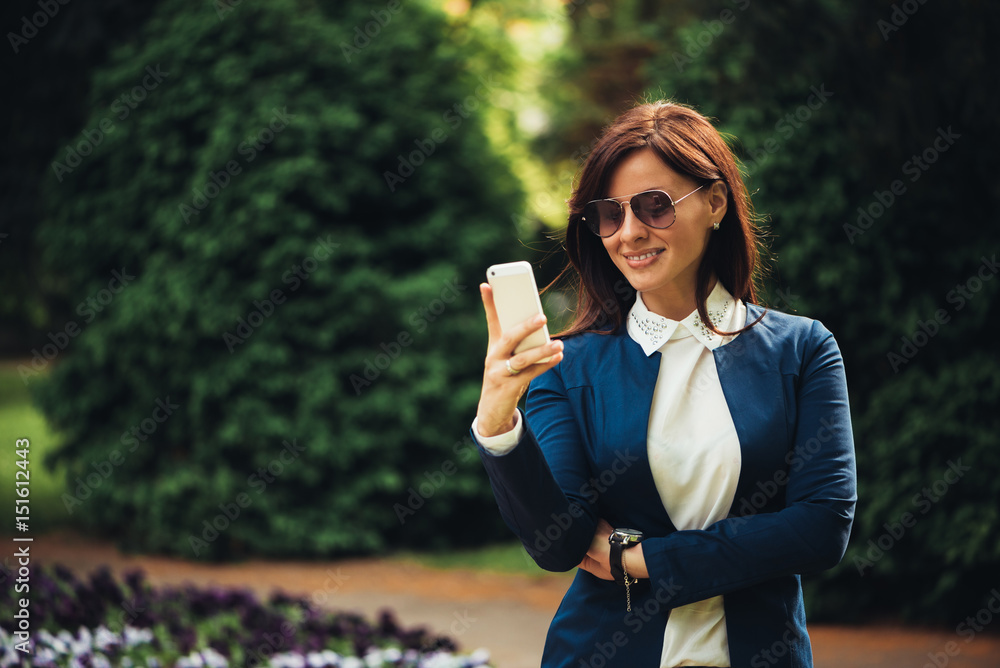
[599,148,726,319]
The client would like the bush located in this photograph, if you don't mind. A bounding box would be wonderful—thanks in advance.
[0,0,162,345]
[32,0,523,559]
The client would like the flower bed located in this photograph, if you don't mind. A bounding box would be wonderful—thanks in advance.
[0,565,490,667]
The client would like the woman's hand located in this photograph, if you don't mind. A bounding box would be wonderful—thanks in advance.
[577,518,650,581]
[475,283,564,437]
[577,518,615,580]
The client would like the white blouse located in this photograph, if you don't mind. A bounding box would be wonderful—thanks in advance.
[474,280,747,668]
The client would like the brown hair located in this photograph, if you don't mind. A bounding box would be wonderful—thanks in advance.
[548,100,768,337]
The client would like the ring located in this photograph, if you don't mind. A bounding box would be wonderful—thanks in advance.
[505,359,521,376]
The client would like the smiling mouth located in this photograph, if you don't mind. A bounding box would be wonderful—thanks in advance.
[624,249,664,262]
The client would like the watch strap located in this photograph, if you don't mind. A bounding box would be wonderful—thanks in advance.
[609,539,625,586]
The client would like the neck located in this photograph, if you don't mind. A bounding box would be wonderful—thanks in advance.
[641,275,717,321]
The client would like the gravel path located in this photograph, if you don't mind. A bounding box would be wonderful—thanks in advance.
[17,531,1000,668]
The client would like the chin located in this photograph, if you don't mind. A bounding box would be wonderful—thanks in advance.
[621,270,671,292]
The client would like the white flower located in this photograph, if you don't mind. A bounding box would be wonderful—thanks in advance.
[201,647,230,668]
[467,649,491,666]
[284,652,307,668]
[124,625,155,648]
[269,653,288,668]
[416,652,455,668]
[177,651,205,668]
[76,626,93,644]
[93,626,119,651]
[37,648,59,662]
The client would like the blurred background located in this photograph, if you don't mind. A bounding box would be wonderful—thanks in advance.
[1,0,998,656]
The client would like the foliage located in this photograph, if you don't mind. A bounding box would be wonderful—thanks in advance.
[0,0,162,345]
[30,0,524,559]
[523,0,1000,624]
[395,540,573,577]
[10,0,998,625]
[0,564,489,667]
[0,365,66,532]
[625,0,1000,623]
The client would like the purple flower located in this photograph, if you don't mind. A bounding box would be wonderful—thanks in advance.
[53,563,77,584]
[124,569,146,595]
[89,566,125,606]
[5,566,483,667]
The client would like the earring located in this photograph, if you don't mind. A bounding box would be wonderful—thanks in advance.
[713,221,720,230]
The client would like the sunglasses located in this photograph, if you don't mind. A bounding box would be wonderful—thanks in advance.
[581,184,706,238]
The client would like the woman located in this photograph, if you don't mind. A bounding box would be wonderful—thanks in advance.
[471,100,856,668]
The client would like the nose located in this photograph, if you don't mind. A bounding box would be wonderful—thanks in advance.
[617,201,646,242]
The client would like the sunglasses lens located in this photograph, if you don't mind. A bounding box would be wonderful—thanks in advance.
[583,201,624,237]
[631,191,675,228]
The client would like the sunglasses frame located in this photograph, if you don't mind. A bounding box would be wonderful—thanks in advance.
[581,183,707,238]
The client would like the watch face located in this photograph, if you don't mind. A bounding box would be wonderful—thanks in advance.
[611,528,644,545]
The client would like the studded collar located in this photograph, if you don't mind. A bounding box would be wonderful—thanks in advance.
[626,280,738,356]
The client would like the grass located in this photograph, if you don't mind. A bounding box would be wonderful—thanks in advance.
[0,361,70,533]
[390,541,569,578]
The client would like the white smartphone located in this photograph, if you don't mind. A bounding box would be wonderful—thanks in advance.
[486,261,551,362]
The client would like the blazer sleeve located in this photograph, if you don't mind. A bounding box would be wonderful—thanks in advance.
[474,363,599,572]
[641,321,858,608]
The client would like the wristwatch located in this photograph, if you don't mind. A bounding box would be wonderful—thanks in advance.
[608,527,644,586]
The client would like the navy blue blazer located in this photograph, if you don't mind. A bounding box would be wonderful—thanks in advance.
[475,304,857,668]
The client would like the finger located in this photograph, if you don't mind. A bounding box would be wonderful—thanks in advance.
[578,556,613,581]
[480,284,502,344]
[506,339,564,373]
[496,312,550,359]
[503,348,563,383]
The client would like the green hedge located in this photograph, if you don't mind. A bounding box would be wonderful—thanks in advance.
[32,0,524,559]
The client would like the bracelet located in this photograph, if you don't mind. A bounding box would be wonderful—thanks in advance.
[622,549,637,612]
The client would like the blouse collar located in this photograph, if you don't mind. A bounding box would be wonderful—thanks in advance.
[626,280,737,356]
